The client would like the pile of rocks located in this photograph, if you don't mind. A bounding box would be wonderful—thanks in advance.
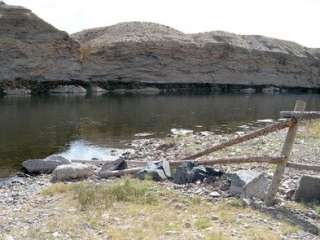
[22,155,95,182]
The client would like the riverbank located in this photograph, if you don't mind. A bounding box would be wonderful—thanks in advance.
[1,123,320,239]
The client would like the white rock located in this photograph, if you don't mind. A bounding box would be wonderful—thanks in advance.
[170,128,193,135]
[90,86,108,92]
[134,132,154,137]
[257,119,274,123]
[209,191,221,198]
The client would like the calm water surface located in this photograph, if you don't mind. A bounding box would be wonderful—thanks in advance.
[1,93,320,178]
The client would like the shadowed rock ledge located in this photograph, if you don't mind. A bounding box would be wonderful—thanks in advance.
[0,2,319,95]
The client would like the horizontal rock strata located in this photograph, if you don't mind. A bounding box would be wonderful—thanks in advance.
[73,22,320,92]
[1,2,320,95]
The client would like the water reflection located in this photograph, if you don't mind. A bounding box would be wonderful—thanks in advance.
[58,140,128,161]
[1,93,320,177]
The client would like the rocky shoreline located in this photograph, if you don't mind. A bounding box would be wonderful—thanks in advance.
[1,125,320,239]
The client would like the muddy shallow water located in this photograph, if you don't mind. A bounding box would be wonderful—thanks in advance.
[1,93,320,178]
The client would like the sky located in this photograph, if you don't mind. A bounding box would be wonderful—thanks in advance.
[6,0,320,48]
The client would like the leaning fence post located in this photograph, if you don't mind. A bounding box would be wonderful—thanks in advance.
[265,100,306,206]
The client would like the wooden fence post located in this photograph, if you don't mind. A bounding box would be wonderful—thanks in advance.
[265,100,306,206]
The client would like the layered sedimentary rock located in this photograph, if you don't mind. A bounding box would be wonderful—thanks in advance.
[0,1,81,89]
[73,22,320,90]
[0,1,319,93]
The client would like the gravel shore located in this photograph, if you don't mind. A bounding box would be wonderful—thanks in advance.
[1,123,320,239]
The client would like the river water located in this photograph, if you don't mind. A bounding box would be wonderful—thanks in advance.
[1,93,320,178]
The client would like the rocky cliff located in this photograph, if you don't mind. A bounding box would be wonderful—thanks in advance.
[73,22,320,91]
[1,1,319,94]
[0,1,81,91]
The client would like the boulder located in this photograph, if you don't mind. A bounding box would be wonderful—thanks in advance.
[98,159,128,177]
[136,160,170,181]
[229,170,270,200]
[22,155,71,174]
[50,85,87,94]
[294,175,320,203]
[52,163,95,182]
[173,162,223,184]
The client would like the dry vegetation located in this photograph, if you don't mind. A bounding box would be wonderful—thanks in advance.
[1,178,301,240]
[79,47,92,63]
[305,120,320,138]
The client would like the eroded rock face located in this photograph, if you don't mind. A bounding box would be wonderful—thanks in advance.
[73,22,320,90]
[0,2,81,87]
[1,1,319,92]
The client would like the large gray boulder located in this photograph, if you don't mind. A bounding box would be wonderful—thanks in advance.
[229,170,270,200]
[52,163,95,182]
[294,175,320,203]
[22,155,71,174]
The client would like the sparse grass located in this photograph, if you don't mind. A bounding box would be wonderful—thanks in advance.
[225,197,247,208]
[246,227,281,240]
[205,232,230,240]
[41,182,71,196]
[79,47,92,63]
[305,120,320,138]
[306,201,320,215]
[6,179,301,240]
[288,200,320,215]
[280,222,300,235]
[195,217,212,230]
[67,178,159,210]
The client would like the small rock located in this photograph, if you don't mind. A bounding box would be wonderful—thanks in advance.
[184,222,191,228]
[209,191,221,198]
[211,215,219,221]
